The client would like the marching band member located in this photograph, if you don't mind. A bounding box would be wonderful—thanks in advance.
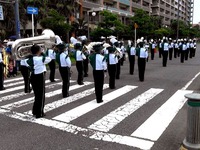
[25,44,51,118]
[89,44,107,103]
[106,46,118,89]
[174,40,179,58]
[74,43,86,85]
[158,39,163,58]
[189,39,194,58]
[113,41,123,79]
[20,57,32,93]
[180,40,187,63]
[168,38,174,60]
[193,39,197,57]
[0,47,5,90]
[46,45,56,82]
[120,41,126,66]
[80,36,89,77]
[150,39,155,60]
[136,40,148,82]
[162,39,169,67]
[56,43,71,98]
[127,42,136,75]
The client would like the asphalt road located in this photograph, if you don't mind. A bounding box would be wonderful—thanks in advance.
[0,44,200,150]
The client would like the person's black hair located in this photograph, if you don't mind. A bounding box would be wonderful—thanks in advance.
[31,44,41,54]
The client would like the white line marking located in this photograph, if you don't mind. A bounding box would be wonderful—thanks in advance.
[4,77,23,83]
[131,90,193,141]
[25,83,105,115]
[1,81,89,110]
[88,88,163,132]
[4,81,24,87]
[0,79,61,95]
[182,72,200,90]
[53,85,137,123]
[0,108,154,149]
[0,80,73,103]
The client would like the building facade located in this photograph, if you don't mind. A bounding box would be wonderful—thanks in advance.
[77,0,194,26]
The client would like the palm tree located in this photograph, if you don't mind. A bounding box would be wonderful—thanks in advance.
[71,18,88,36]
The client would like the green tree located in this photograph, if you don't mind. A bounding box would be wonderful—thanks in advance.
[91,10,126,41]
[40,9,71,38]
[71,18,88,36]
[130,9,154,38]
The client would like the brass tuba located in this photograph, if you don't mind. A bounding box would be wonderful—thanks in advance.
[12,29,56,60]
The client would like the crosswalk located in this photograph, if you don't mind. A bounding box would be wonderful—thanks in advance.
[0,77,193,149]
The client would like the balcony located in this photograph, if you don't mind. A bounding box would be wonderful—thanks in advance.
[104,6,134,16]
[83,0,101,9]
[119,0,130,6]
[132,2,142,8]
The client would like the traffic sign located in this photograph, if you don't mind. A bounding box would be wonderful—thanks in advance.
[0,5,4,20]
[27,7,38,15]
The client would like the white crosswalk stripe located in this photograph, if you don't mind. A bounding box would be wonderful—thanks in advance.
[53,85,137,123]
[0,77,193,149]
[88,88,163,132]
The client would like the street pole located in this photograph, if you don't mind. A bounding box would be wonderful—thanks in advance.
[32,14,34,37]
[87,12,90,41]
[176,0,180,40]
[14,0,21,39]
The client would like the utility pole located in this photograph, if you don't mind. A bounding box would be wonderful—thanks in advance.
[15,0,21,39]
[176,0,180,40]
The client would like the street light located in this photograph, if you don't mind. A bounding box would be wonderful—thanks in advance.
[87,10,96,41]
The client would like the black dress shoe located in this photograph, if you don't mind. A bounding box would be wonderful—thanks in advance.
[78,82,84,85]
[84,74,88,77]
[97,100,103,103]
[35,113,46,119]
[50,80,56,82]
[0,87,5,91]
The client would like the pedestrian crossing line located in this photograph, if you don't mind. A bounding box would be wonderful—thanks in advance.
[4,79,61,88]
[1,81,92,110]
[4,77,23,83]
[131,90,193,142]
[4,81,24,87]
[0,107,154,149]
[88,88,164,132]
[0,79,56,95]
[0,80,74,103]
[25,84,110,115]
[53,85,137,123]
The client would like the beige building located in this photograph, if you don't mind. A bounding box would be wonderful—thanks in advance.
[79,0,194,26]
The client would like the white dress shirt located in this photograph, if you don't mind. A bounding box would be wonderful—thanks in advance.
[59,52,71,67]
[95,54,107,70]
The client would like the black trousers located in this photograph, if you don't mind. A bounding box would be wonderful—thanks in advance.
[116,60,121,79]
[108,64,116,89]
[150,48,154,60]
[0,63,4,89]
[162,51,168,67]
[59,66,70,97]
[169,48,173,60]
[30,73,45,117]
[93,70,104,103]
[180,50,185,63]
[20,65,31,93]
[189,48,193,58]
[83,57,89,76]
[174,48,178,58]
[138,58,146,82]
[129,55,135,74]
[48,59,56,82]
[159,48,162,58]
[76,61,84,84]
[185,49,189,60]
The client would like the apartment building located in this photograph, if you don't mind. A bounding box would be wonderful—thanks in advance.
[77,0,194,26]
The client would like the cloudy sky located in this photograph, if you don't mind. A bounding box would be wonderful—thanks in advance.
[193,0,199,24]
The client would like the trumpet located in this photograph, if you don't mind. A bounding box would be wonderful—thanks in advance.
[12,29,55,60]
